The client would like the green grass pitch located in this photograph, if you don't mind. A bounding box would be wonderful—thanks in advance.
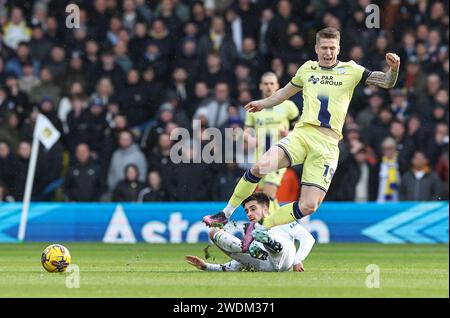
[0,243,448,298]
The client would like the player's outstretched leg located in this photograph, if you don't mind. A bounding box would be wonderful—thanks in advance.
[261,185,326,229]
[209,229,243,254]
[203,146,289,227]
[252,229,283,253]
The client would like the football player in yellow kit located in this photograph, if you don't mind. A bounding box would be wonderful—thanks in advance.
[203,27,400,252]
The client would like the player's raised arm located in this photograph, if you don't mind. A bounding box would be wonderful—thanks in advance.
[365,53,400,88]
[244,82,301,113]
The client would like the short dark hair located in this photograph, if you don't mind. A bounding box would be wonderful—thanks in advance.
[316,27,340,44]
[241,192,270,208]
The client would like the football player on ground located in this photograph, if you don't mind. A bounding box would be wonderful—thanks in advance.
[187,193,315,272]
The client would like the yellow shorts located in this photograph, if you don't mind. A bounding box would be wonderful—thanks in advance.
[258,168,287,188]
[276,124,339,192]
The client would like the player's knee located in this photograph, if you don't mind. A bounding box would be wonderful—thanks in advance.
[251,160,273,177]
[299,200,319,215]
[250,164,265,178]
[208,229,218,241]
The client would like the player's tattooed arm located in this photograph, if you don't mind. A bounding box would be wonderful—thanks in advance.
[365,52,400,89]
[365,69,399,88]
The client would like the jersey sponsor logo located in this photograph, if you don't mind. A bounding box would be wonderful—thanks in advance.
[319,75,343,86]
[308,75,343,86]
[308,75,320,84]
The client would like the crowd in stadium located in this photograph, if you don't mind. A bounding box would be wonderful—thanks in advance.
[0,0,448,204]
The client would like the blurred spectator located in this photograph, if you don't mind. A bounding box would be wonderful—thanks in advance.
[435,151,449,200]
[107,130,147,191]
[198,15,237,71]
[356,93,384,131]
[194,82,236,128]
[401,57,427,98]
[18,62,40,94]
[112,164,145,202]
[137,170,169,202]
[174,37,200,79]
[377,137,401,203]
[28,24,53,62]
[225,7,243,54]
[141,102,176,154]
[9,141,30,200]
[0,140,15,189]
[0,180,14,202]
[198,52,231,89]
[390,89,413,122]
[266,0,299,58]
[91,77,115,109]
[4,72,30,121]
[113,40,133,72]
[165,145,213,201]
[158,91,190,129]
[119,68,151,127]
[0,112,20,151]
[363,107,392,157]
[5,41,40,77]
[331,140,378,202]
[64,143,102,202]
[88,50,126,95]
[128,21,149,61]
[44,45,67,83]
[2,7,31,50]
[28,67,61,104]
[400,151,442,201]
[62,52,87,93]
[425,122,449,166]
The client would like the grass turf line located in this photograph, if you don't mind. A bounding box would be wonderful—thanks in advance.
[0,243,448,297]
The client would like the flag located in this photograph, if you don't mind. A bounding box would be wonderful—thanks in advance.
[35,114,60,150]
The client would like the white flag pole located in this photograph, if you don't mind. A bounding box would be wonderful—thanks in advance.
[17,119,40,242]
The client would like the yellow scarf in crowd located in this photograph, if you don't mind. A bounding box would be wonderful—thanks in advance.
[210,31,223,52]
[382,155,399,200]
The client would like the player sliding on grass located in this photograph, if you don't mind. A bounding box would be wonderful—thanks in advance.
[203,27,400,251]
[187,193,315,272]
[243,72,299,213]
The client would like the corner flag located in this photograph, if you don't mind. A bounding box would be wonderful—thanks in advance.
[17,113,61,242]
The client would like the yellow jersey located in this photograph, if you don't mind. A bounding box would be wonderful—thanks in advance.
[245,100,299,159]
[290,60,370,138]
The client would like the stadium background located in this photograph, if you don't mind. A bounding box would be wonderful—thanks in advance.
[0,0,448,204]
[0,0,448,299]
[0,0,448,242]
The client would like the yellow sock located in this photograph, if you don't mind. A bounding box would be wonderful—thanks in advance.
[228,171,260,208]
[262,202,296,228]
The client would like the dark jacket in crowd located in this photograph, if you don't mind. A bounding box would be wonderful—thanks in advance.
[166,162,213,201]
[327,155,379,201]
[137,186,168,202]
[64,159,103,202]
[399,170,443,201]
[211,164,245,201]
[10,156,29,201]
[112,180,145,202]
